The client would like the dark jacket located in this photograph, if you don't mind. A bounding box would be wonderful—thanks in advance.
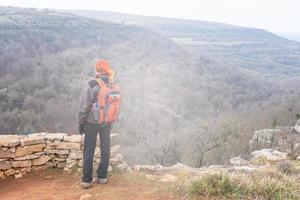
[78,76,110,125]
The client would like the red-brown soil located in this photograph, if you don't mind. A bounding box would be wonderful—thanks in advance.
[0,170,183,200]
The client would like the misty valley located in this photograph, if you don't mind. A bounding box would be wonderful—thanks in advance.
[1,7,300,168]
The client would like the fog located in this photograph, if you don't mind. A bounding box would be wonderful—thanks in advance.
[1,7,300,167]
[0,0,300,32]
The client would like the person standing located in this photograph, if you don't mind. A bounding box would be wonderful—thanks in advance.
[78,59,121,189]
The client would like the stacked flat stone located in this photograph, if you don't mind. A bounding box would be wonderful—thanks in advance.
[0,132,127,181]
[0,134,50,180]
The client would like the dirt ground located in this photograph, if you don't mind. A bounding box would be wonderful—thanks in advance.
[0,170,184,200]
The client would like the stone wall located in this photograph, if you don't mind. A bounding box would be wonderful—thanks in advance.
[0,133,127,180]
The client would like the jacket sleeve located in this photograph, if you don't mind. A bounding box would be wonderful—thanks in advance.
[78,85,94,125]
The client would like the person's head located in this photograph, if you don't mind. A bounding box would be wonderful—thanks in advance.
[95,59,114,80]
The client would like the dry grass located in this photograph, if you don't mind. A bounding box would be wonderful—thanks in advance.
[188,170,299,200]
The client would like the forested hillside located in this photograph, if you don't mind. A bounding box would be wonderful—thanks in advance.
[65,9,300,75]
[1,7,300,167]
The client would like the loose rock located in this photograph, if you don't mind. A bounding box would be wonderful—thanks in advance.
[32,155,51,166]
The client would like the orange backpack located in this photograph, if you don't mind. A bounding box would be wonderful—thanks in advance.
[92,78,121,125]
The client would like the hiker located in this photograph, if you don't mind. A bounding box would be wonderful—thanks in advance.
[78,59,121,189]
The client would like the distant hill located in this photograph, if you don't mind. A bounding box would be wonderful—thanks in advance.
[1,7,300,167]
[61,10,285,42]
[278,32,300,42]
[62,9,300,75]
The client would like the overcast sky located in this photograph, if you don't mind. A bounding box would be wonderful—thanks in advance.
[0,0,299,33]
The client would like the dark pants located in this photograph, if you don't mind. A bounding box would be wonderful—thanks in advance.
[82,122,111,183]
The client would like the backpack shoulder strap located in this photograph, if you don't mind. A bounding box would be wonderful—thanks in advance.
[95,78,108,108]
[95,78,105,87]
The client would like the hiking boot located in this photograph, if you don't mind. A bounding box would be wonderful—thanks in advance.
[93,177,108,184]
[81,182,92,189]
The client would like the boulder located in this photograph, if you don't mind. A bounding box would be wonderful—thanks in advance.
[295,119,300,134]
[0,148,15,158]
[0,161,12,170]
[15,143,46,157]
[63,135,83,143]
[251,149,287,162]
[249,128,300,152]
[249,129,281,147]
[11,160,32,168]
[19,136,45,146]
[32,155,51,166]
[0,135,19,147]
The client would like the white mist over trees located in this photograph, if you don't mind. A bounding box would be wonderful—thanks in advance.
[0,7,300,167]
